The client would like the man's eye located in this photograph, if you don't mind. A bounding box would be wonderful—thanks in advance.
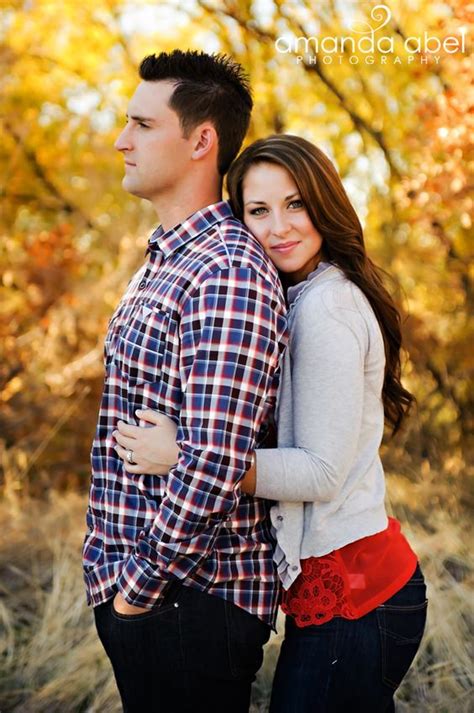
[138,122,150,129]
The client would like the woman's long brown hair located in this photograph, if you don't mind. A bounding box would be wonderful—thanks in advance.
[227,134,414,434]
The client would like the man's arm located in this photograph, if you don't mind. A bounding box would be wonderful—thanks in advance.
[116,267,287,607]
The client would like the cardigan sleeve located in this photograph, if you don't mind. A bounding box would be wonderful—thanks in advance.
[254,286,368,503]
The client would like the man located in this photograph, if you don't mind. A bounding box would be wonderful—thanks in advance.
[82,50,287,713]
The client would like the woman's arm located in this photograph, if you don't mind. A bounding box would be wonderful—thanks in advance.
[240,455,257,494]
[114,410,260,494]
[113,291,372,503]
[249,294,369,503]
[114,409,260,491]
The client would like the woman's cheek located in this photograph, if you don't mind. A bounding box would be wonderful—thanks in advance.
[250,223,267,247]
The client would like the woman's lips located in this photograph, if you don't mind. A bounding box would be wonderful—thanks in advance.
[272,241,300,254]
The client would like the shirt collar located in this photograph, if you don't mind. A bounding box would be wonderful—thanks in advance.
[287,261,333,307]
[146,200,234,259]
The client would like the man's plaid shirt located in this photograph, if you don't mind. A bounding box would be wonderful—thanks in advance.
[82,201,288,627]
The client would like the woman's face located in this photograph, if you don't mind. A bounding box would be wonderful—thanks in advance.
[242,162,323,284]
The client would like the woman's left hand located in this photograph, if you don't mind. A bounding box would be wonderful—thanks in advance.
[113,409,179,475]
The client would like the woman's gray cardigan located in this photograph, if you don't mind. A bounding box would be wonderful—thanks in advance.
[255,264,389,590]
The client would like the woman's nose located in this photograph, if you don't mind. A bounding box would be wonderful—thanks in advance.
[271,214,291,237]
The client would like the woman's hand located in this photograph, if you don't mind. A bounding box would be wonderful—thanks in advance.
[113,409,179,476]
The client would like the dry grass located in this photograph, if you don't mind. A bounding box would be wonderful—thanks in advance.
[0,473,472,713]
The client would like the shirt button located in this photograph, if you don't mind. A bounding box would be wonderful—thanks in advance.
[291,565,299,571]
[138,280,146,289]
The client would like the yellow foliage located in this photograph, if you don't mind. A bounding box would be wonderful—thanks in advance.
[0,0,471,490]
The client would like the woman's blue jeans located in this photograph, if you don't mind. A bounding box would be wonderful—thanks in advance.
[270,563,427,713]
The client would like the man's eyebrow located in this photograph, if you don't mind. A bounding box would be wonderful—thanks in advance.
[126,113,156,123]
[245,192,300,205]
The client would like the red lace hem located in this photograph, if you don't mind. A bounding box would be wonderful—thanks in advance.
[281,519,418,628]
[281,553,354,627]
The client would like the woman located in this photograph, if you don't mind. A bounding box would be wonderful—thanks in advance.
[113,135,427,712]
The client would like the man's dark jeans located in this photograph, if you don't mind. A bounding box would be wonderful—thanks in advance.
[94,581,271,713]
[269,563,427,713]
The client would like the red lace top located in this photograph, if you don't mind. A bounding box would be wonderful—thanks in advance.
[281,517,417,627]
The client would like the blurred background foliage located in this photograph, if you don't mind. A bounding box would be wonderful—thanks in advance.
[1,0,472,500]
[0,2,473,712]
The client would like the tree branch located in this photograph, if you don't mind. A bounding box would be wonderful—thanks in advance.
[197,0,399,175]
[2,121,98,230]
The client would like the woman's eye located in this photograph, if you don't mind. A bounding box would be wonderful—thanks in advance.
[249,207,267,216]
[289,199,303,209]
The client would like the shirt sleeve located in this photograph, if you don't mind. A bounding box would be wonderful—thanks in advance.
[254,296,367,503]
[116,267,287,606]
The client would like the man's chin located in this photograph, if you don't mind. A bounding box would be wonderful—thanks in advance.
[122,177,145,198]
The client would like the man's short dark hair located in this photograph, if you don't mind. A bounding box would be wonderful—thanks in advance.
[139,49,253,176]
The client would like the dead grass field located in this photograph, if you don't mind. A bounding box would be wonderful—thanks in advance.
[0,470,472,712]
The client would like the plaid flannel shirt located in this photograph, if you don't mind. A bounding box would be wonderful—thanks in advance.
[82,201,288,626]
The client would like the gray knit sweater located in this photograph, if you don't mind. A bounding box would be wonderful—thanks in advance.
[254,264,389,590]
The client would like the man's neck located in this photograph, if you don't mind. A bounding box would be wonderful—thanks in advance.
[152,179,222,233]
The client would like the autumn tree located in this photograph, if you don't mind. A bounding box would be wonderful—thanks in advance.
[0,0,471,495]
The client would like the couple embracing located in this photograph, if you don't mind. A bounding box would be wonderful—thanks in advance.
[82,49,427,713]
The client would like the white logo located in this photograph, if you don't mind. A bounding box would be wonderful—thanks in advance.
[275,5,466,65]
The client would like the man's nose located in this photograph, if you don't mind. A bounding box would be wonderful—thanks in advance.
[115,125,132,152]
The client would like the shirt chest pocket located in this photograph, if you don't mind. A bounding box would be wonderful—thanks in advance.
[112,303,171,385]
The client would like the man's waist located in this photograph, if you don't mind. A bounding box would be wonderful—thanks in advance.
[84,562,280,628]
[83,541,280,603]
[86,512,275,551]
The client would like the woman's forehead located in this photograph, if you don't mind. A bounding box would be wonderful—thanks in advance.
[242,162,297,199]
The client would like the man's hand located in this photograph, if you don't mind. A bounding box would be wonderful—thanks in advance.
[113,591,150,616]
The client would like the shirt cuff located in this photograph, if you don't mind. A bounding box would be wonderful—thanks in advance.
[116,553,168,608]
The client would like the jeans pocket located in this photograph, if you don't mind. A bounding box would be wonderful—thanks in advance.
[110,581,183,623]
[225,601,271,681]
[376,597,428,689]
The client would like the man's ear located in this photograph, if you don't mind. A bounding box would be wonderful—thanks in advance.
[191,124,218,162]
